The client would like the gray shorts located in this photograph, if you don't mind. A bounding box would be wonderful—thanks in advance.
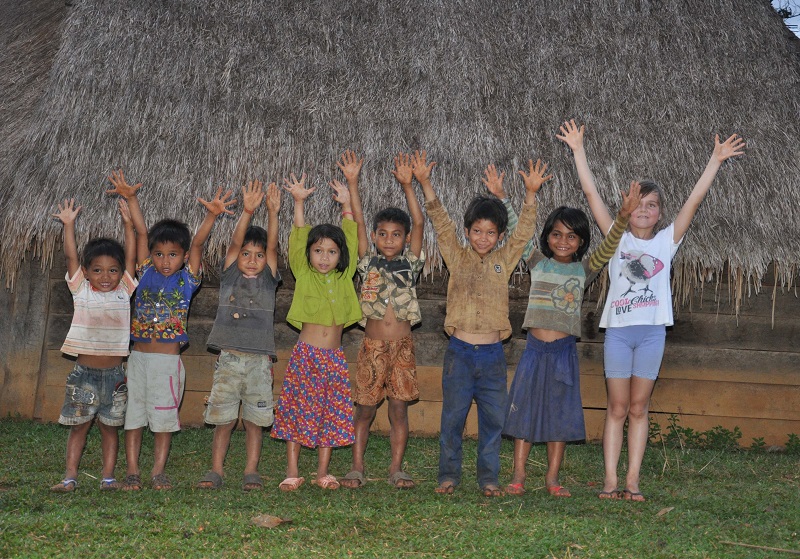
[604,325,666,381]
[58,363,127,427]
[124,351,185,433]
[204,350,274,427]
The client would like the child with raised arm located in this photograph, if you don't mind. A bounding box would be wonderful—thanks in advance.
[416,151,547,496]
[106,170,235,491]
[197,180,281,491]
[337,150,425,489]
[484,174,640,497]
[50,198,138,492]
[270,173,360,491]
[557,120,745,501]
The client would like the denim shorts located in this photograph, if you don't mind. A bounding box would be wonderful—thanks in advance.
[203,350,274,427]
[58,363,127,427]
[604,325,666,380]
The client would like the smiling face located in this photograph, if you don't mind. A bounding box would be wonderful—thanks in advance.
[150,241,186,277]
[465,219,504,258]
[372,221,409,260]
[547,220,583,263]
[630,192,662,235]
[83,255,124,292]
[309,237,341,273]
[237,242,268,277]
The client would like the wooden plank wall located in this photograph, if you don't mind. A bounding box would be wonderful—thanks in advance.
[29,259,800,447]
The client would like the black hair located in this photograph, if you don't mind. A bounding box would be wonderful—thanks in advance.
[373,207,411,236]
[81,237,126,270]
[242,225,268,252]
[463,196,508,234]
[306,223,349,274]
[148,219,191,252]
[539,206,591,262]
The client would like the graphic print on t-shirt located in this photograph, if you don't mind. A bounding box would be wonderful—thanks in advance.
[618,250,664,296]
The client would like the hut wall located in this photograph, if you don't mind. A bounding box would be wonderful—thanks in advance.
[28,256,800,447]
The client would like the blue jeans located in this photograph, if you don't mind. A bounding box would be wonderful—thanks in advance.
[438,337,507,488]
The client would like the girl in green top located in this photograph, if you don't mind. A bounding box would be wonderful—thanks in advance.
[271,173,360,491]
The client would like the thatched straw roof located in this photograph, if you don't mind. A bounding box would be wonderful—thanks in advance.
[2,0,799,311]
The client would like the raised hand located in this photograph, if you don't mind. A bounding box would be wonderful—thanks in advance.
[282,172,315,201]
[518,159,553,194]
[481,164,506,198]
[265,182,281,213]
[337,149,364,184]
[242,180,264,213]
[556,120,586,152]
[329,179,352,207]
[619,181,643,218]
[712,133,746,163]
[392,152,414,186]
[198,186,237,216]
[106,169,142,199]
[411,150,436,183]
[52,198,82,225]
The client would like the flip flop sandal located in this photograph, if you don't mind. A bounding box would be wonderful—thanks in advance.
[598,489,623,500]
[341,470,366,489]
[197,471,223,490]
[623,489,646,502]
[546,485,571,497]
[50,478,78,493]
[100,478,123,491]
[151,473,173,491]
[313,474,340,490]
[278,477,305,492]
[242,473,263,492]
[388,471,415,489]
[505,482,526,495]
[123,474,142,491]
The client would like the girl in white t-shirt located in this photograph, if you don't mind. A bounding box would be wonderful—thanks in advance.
[558,120,744,501]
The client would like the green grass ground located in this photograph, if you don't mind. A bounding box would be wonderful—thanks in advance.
[1,418,798,558]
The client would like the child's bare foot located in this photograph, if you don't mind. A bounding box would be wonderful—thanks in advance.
[505,482,526,495]
[388,471,415,489]
[546,484,571,497]
[481,484,504,497]
[435,480,456,494]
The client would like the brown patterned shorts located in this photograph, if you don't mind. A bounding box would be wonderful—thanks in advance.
[354,334,419,405]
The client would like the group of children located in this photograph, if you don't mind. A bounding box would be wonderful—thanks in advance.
[51,122,745,501]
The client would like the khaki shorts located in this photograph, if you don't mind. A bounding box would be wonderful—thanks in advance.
[354,335,419,406]
[204,350,274,427]
[124,351,185,433]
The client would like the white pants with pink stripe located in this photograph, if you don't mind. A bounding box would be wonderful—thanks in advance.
[124,350,184,432]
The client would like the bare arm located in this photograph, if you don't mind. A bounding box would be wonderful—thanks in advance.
[338,150,368,257]
[118,199,137,277]
[673,133,745,242]
[394,153,425,258]
[330,179,353,218]
[52,199,82,277]
[264,182,280,276]
[517,159,552,205]
[190,186,237,273]
[224,180,264,269]
[557,120,613,233]
[107,169,149,265]
[283,173,313,228]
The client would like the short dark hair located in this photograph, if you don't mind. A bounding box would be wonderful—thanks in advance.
[306,223,349,274]
[242,225,268,252]
[463,196,508,234]
[148,219,191,252]
[373,207,411,236]
[81,237,126,270]
[539,207,591,262]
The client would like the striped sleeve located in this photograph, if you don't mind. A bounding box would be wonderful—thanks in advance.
[501,198,535,262]
[588,212,629,272]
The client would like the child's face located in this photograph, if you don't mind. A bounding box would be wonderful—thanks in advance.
[630,192,661,233]
[151,241,186,277]
[465,219,504,258]
[371,221,409,260]
[547,220,582,263]
[83,255,124,292]
[237,242,268,277]
[309,237,340,273]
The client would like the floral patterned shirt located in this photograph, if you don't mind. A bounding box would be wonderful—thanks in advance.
[131,257,201,344]
[357,250,425,327]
